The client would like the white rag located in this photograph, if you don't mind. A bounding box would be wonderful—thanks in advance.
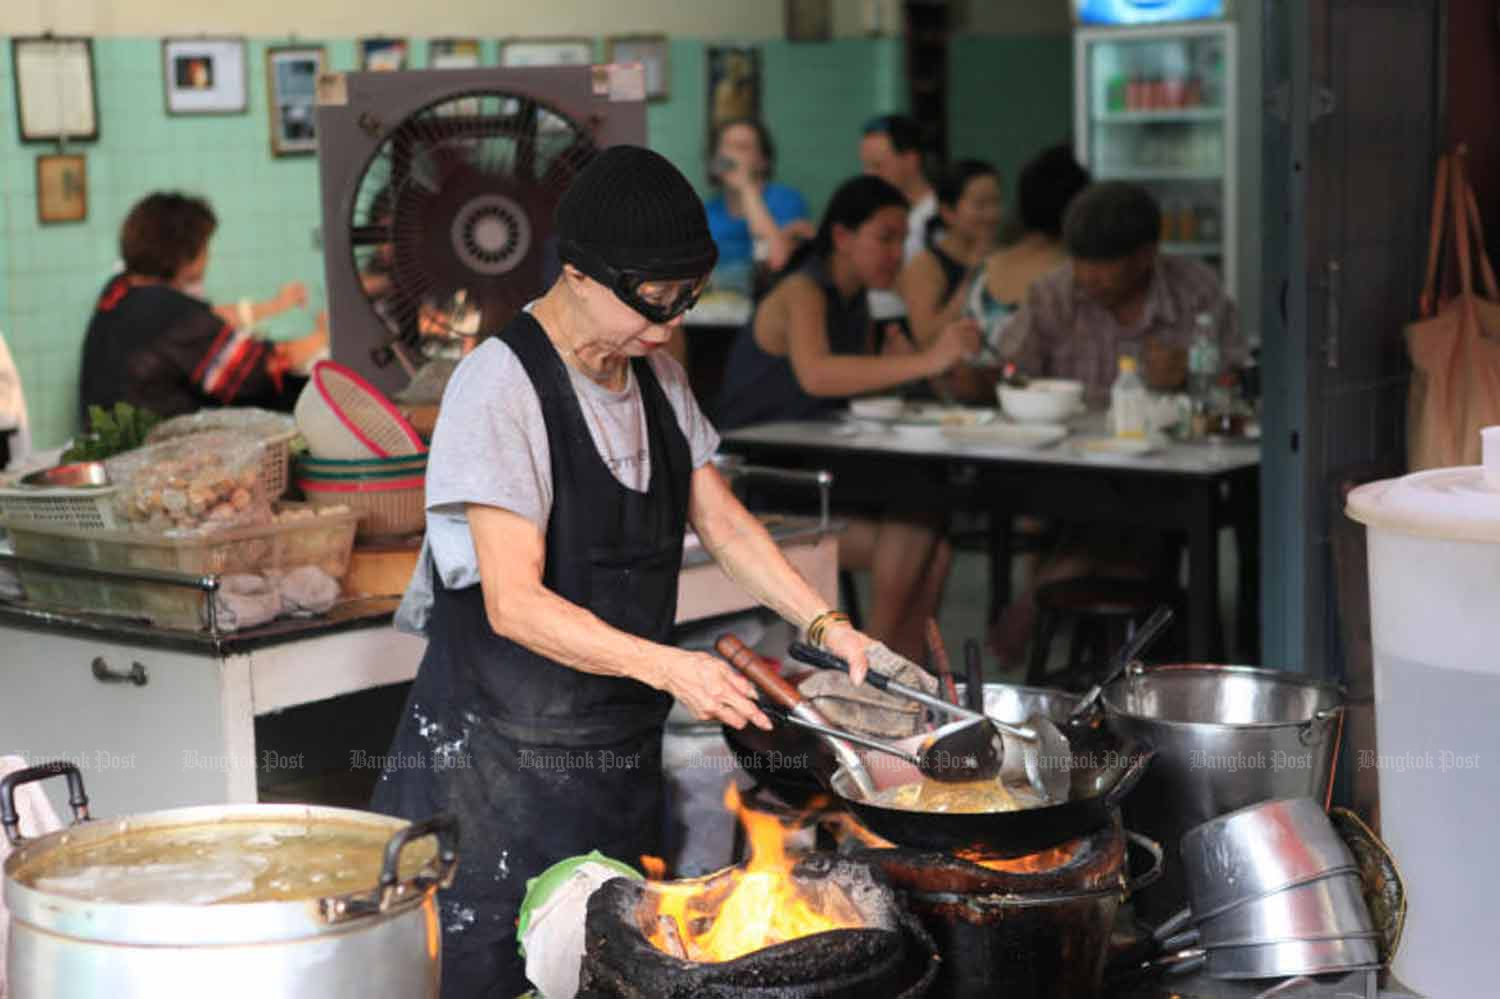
[0,755,63,999]
[521,862,630,999]
[0,332,32,473]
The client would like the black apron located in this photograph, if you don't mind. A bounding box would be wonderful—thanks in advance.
[372,313,691,999]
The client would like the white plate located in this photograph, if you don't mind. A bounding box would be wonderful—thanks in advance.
[939,423,1069,449]
[1073,435,1167,457]
[893,405,997,427]
[848,396,906,420]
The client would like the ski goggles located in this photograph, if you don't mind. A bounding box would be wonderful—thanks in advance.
[561,241,714,324]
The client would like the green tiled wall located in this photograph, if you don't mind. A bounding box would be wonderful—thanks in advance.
[1,36,903,450]
[948,34,1074,219]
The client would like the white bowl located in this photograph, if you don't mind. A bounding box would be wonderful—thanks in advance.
[848,396,905,421]
[997,379,1086,424]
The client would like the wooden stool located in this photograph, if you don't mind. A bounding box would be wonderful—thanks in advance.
[1026,576,1178,689]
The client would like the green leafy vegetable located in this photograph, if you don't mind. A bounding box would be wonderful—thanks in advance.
[62,403,162,462]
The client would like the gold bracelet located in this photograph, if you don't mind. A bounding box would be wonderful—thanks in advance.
[806,610,850,648]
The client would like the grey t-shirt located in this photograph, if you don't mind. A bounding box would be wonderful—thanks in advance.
[395,332,720,634]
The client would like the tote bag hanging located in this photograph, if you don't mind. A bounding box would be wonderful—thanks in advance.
[1405,149,1500,470]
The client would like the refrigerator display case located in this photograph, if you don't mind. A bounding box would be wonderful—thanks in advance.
[1074,21,1237,298]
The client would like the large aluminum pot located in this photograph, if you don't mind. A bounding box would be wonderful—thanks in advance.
[2,762,457,999]
[1101,664,1344,919]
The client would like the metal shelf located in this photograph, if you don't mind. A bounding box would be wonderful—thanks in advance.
[1094,166,1223,181]
[1092,108,1225,124]
[1162,242,1223,256]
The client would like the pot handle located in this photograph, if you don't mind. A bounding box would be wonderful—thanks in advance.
[319,812,460,925]
[1122,830,1166,897]
[1299,705,1344,746]
[1103,746,1157,809]
[0,761,91,847]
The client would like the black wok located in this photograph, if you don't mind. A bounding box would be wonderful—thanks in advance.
[723,654,1156,856]
[828,720,1155,857]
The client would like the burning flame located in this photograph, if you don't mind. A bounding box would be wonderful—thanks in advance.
[647,785,862,963]
[955,842,1083,873]
[640,855,667,880]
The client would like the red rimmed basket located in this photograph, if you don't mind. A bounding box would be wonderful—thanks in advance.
[298,474,425,539]
[294,360,428,460]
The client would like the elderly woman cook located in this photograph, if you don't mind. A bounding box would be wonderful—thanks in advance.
[373,147,879,999]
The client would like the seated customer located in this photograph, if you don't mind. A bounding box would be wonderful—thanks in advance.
[972,144,1091,356]
[715,176,979,661]
[898,159,1002,401]
[704,118,814,283]
[79,192,326,425]
[1005,181,1243,408]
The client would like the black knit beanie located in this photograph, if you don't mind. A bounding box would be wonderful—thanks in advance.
[555,145,718,280]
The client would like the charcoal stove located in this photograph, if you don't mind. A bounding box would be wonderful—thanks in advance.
[575,853,940,998]
[843,815,1163,999]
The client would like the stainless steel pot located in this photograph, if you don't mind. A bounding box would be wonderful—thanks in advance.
[1180,797,1359,922]
[1197,872,1375,949]
[2,762,457,999]
[1101,664,1345,919]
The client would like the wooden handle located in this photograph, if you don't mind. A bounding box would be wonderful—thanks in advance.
[714,634,805,710]
[924,618,959,705]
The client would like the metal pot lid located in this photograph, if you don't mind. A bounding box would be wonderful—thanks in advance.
[1346,428,1500,543]
[9,812,436,906]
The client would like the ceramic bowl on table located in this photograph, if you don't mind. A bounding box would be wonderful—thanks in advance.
[997,379,1086,424]
[848,396,906,421]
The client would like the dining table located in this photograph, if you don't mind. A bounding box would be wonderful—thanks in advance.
[719,411,1260,662]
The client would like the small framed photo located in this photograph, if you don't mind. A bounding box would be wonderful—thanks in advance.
[428,38,482,69]
[162,38,246,115]
[11,37,98,143]
[606,35,669,101]
[498,37,594,68]
[707,46,761,134]
[37,153,87,224]
[360,37,408,72]
[786,0,834,42]
[266,45,325,156]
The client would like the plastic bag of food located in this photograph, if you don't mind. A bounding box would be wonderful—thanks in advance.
[145,407,295,445]
[106,430,273,534]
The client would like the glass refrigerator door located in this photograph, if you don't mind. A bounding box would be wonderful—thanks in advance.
[1081,28,1231,277]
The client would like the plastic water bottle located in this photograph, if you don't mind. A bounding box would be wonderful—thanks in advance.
[1188,311,1221,403]
[1110,356,1148,439]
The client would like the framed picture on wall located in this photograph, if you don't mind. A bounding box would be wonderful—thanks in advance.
[266,45,325,156]
[162,38,247,115]
[498,37,594,68]
[429,38,482,69]
[36,153,87,224]
[11,37,98,143]
[360,37,408,72]
[606,35,669,100]
[785,0,834,42]
[706,46,761,135]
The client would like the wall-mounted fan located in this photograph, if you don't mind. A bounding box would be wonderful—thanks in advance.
[316,66,647,393]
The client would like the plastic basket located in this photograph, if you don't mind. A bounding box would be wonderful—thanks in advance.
[298,476,425,539]
[0,483,122,531]
[6,504,359,630]
[295,360,427,460]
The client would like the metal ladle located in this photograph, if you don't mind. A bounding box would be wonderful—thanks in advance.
[788,641,1071,802]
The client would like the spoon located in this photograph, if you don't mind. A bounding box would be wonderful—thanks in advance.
[716,635,1001,784]
[788,641,1070,802]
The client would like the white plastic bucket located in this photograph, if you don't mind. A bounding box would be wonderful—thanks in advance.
[1345,428,1500,996]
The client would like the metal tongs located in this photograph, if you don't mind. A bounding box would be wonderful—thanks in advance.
[788,641,1072,803]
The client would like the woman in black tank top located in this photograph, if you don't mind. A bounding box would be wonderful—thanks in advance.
[897,160,1002,402]
[716,175,979,660]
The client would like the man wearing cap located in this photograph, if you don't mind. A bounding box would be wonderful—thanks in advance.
[372,146,881,998]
